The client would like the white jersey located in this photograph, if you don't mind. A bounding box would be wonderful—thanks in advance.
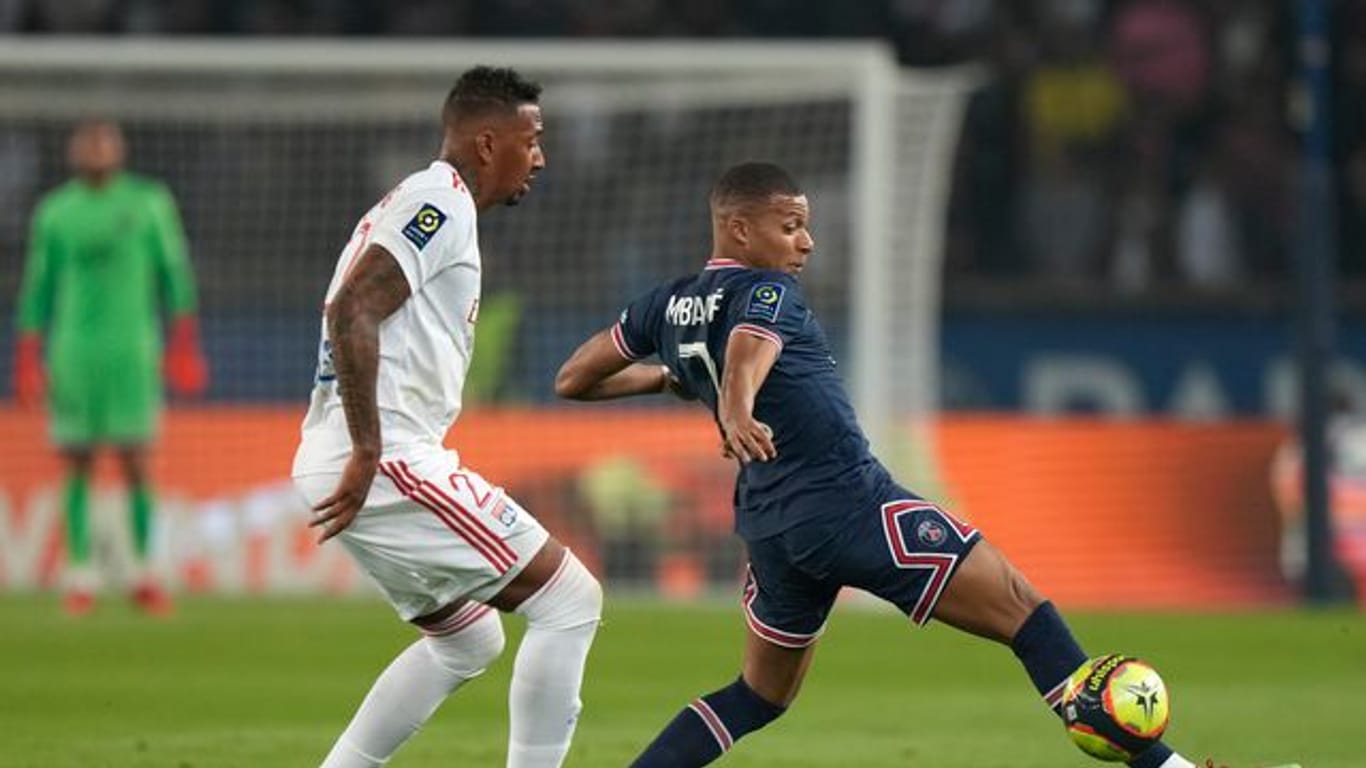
[293,160,481,476]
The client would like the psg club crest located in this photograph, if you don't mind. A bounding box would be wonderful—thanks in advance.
[916,518,947,547]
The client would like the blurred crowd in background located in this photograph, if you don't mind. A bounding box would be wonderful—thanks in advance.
[4,0,1366,298]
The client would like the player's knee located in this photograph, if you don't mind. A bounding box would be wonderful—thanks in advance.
[517,552,602,631]
[425,609,505,678]
[116,449,147,482]
[64,449,94,474]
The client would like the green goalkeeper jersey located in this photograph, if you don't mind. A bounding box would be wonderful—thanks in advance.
[16,172,197,364]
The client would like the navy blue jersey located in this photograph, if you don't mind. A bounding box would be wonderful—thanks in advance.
[614,258,892,540]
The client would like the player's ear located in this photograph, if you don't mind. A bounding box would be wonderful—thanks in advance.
[727,215,750,248]
[474,129,497,165]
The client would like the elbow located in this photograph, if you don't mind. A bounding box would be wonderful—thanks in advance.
[554,363,589,400]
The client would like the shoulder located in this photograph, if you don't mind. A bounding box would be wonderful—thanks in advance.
[118,176,181,217]
[750,269,801,291]
[726,269,804,310]
[38,179,81,206]
[397,163,472,214]
[121,173,171,199]
[722,268,801,294]
[32,183,78,225]
[629,275,690,314]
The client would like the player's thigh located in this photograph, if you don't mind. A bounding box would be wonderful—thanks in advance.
[932,538,1044,644]
[46,365,96,446]
[837,493,984,627]
[294,452,549,622]
[738,532,838,705]
[113,445,151,486]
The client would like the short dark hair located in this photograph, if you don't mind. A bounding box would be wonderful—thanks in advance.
[710,162,803,211]
[444,66,542,124]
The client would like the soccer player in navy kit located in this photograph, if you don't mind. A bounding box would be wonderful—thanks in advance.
[555,163,1207,768]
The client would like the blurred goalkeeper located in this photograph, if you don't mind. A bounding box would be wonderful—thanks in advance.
[12,119,208,616]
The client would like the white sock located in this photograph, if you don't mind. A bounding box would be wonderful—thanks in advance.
[1158,756,1197,768]
[321,606,505,767]
[507,554,602,768]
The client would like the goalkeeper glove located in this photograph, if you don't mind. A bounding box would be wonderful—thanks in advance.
[165,316,209,397]
[13,332,45,406]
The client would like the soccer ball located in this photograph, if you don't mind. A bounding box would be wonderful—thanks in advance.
[1061,654,1170,762]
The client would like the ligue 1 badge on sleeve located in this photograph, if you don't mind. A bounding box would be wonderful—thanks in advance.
[745,282,785,323]
[402,203,447,249]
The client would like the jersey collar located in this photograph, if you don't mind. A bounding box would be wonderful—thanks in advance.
[704,258,745,271]
[432,160,465,191]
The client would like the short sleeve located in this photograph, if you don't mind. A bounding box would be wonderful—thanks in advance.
[727,273,806,352]
[612,287,664,361]
[368,186,469,291]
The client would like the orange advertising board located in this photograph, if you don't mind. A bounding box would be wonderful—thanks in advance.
[0,406,1292,607]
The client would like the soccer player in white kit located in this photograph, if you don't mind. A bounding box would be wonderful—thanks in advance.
[292,66,602,768]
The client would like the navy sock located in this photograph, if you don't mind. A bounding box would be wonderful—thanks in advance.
[1011,601,1177,768]
[631,676,785,767]
[1010,601,1089,714]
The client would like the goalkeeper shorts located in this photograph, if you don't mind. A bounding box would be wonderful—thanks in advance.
[48,357,160,446]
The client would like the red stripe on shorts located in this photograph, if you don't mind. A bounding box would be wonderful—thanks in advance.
[396,461,518,571]
[383,461,514,572]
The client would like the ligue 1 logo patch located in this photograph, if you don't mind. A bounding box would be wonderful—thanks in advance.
[401,203,447,249]
[744,282,786,323]
[916,518,947,547]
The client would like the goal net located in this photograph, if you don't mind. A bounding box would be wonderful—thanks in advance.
[0,40,973,593]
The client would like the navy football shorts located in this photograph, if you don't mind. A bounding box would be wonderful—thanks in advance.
[741,488,981,648]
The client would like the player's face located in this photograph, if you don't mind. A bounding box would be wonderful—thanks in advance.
[488,104,545,207]
[68,122,126,180]
[743,194,814,276]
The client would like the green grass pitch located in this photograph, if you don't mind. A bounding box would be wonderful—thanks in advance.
[0,594,1358,767]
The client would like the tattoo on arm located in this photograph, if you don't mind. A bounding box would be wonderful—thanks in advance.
[326,244,412,458]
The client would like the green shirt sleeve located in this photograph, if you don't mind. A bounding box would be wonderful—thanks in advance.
[148,182,197,316]
[15,200,56,335]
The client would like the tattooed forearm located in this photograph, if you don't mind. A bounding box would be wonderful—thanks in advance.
[328,307,382,457]
[326,245,412,459]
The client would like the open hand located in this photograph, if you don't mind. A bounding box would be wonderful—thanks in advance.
[721,418,775,464]
[310,451,378,543]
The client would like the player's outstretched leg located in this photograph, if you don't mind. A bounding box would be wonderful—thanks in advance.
[320,602,506,767]
[933,538,1196,768]
[630,627,811,767]
[497,545,602,768]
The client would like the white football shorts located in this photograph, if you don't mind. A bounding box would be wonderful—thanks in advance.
[293,449,550,621]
